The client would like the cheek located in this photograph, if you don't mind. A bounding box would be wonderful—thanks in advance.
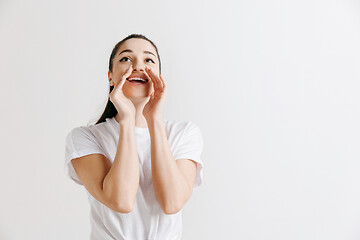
[114,71,127,80]
[113,65,128,78]
[151,68,160,78]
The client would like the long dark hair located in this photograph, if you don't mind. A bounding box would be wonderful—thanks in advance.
[95,34,161,125]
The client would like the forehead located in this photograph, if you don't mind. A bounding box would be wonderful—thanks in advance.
[117,38,157,57]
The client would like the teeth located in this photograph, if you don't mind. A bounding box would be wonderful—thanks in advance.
[128,77,147,82]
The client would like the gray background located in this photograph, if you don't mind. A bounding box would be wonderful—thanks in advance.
[0,0,359,239]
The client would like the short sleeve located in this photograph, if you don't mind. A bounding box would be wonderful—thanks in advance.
[173,122,204,189]
[64,127,106,186]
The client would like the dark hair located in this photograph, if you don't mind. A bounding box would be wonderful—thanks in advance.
[95,34,161,125]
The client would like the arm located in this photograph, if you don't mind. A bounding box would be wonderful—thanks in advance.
[102,119,140,212]
[72,120,139,213]
[147,118,197,215]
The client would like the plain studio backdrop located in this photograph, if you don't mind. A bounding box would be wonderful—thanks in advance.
[0,0,359,239]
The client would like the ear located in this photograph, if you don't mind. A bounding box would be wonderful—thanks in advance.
[108,71,114,86]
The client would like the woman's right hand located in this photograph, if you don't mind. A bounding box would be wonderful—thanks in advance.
[109,65,136,122]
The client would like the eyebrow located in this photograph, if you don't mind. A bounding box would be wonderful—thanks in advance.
[118,49,156,57]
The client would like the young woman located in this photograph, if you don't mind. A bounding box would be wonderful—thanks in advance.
[64,34,204,240]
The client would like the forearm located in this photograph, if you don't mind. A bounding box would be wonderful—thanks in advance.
[103,120,140,211]
[147,118,190,214]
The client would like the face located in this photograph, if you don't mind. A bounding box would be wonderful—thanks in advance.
[108,38,160,99]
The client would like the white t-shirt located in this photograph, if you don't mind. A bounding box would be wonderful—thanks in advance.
[64,116,204,240]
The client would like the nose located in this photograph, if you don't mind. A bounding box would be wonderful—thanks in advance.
[132,61,145,72]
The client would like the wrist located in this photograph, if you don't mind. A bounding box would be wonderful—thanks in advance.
[146,116,163,124]
[146,117,165,128]
[118,118,135,127]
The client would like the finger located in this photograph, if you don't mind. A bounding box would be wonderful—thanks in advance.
[145,66,162,90]
[144,66,158,89]
[118,65,133,88]
[114,65,131,89]
[159,74,166,90]
[143,69,152,86]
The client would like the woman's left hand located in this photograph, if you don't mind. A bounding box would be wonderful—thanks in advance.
[143,66,167,121]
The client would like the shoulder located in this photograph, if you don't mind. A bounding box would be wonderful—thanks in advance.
[165,119,202,135]
[66,120,111,142]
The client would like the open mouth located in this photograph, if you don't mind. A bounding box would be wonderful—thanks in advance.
[126,77,148,83]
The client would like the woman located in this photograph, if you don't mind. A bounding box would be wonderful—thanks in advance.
[64,34,204,240]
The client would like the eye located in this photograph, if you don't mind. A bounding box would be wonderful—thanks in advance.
[146,58,155,63]
[119,57,130,62]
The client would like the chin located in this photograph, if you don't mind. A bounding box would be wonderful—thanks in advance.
[126,94,151,101]
[123,89,151,98]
